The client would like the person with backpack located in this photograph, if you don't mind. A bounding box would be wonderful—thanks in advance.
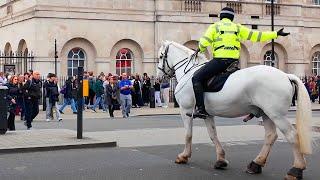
[45,73,62,121]
[88,71,96,107]
[89,75,106,112]
[59,77,77,114]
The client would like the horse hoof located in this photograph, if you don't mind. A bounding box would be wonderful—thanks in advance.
[246,161,262,174]
[284,175,299,180]
[175,156,188,164]
[285,167,303,180]
[214,160,228,169]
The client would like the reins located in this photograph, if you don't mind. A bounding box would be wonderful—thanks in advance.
[158,43,206,80]
[158,43,207,95]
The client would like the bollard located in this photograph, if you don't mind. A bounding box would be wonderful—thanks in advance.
[149,87,155,108]
[0,86,8,134]
[77,67,84,139]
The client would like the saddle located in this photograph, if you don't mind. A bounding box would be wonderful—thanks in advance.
[202,61,239,92]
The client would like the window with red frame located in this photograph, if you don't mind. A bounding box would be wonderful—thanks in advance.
[116,48,133,76]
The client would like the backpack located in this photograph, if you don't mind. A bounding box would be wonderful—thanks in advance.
[60,85,67,95]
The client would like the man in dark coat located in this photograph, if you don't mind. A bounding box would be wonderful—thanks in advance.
[23,71,42,130]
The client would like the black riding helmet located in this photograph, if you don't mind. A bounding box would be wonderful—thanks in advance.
[220,7,235,21]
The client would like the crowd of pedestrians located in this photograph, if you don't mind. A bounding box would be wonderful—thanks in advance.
[33,70,171,122]
[77,71,171,118]
[2,70,41,130]
[303,75,320,103]
[2,69,319,131]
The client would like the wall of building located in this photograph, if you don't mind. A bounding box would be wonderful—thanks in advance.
[0,0,319,76]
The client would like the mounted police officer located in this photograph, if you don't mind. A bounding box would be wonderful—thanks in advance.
[191,7,290,119]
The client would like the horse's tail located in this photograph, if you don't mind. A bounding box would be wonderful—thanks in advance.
[287,74,312,155]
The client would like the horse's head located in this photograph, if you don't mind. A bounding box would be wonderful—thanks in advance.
[157,41,175,78]
[157,41,207,80]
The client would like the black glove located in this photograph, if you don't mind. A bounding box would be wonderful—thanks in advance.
[277,28,290,36]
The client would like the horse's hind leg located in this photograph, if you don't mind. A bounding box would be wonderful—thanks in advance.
[246,115,278,174]
[175,109,193,164]
[271,117,306,180]
[259,115,306,180]
[204,116,229,169]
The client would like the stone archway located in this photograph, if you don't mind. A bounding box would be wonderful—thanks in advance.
[17,39,29,73]
[310,44,320,76]
[4,42,12,56]
[17,39,28,55]
[110,39,143,76]
[60,38,97,76]
[260,43,288,72]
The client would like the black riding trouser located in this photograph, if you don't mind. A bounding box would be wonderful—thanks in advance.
[192,58,237,108]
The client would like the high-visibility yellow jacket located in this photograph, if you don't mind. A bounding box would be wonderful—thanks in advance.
[199,18,278,59]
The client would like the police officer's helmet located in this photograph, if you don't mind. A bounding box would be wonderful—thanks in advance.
[220,7,235,21]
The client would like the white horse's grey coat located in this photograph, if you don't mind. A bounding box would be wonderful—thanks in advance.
[157,41,312,178]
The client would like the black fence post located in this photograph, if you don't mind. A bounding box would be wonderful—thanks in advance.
[42,81,46,111]
[0,86,8,134]
[77,67,84,139]
[149,87,155,108]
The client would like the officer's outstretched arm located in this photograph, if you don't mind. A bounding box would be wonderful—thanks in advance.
[238,24,278,42]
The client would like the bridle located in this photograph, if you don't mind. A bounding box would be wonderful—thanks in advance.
[158,45,175,77]
[157,43,206,79]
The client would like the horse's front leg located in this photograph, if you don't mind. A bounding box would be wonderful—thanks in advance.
[204,116,229,169]
[175,110,193,164]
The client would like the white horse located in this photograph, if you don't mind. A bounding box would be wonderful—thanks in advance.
[157,41,312,179]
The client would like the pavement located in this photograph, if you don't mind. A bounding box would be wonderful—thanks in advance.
[0,129,116,153]
[0,103,319,154]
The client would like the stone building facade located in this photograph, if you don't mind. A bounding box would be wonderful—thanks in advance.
[0,0,319,77]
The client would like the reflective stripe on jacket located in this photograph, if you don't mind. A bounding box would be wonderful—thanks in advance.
[199,18,278,59]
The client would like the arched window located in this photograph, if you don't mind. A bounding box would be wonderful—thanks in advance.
[264,50,278,68]
[68,48,86,76]
[116,48,133,76]
[312,51,320,75]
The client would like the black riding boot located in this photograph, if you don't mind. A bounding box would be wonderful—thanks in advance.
[187,82,210,119]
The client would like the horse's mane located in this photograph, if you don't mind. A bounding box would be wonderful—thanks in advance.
[165,40,208,63]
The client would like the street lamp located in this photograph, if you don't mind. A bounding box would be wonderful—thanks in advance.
[54,39,58,75]
[271,0,275,67]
